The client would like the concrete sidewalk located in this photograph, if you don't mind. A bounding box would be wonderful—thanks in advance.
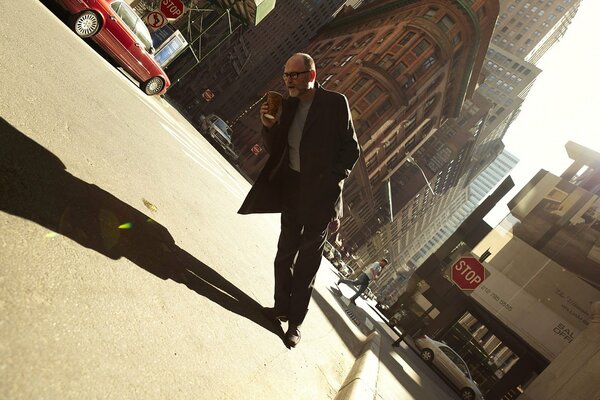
[1,74,377,399]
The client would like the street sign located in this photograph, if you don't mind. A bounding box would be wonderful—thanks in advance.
[202,89,215,102]
[160,0,185,20]
[145,11,166,30]
[251,143,262,155]
[451,257,486,291]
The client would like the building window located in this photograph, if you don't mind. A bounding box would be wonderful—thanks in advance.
[413,39,430,56]
[424,7,437,19]
[422,55,437,70]
[391,61,407,78]
[332,37,352,51]
[377,30,394,44]
[399,31,415,46]
[424,96,437,113]
[317,57,333,68]
[352,77,368,92]
[322,74,335,86]
[452,32,462,46]
[437,15,455,32]
[366,86,383,103]
[315,41,333,54]
[355,33,375,48]
[340,55,354,67]
[375,98,392,117]
[378,54,395,69]
[403,74,416,89]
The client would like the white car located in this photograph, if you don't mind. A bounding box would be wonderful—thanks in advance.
[199,114,237,160]
[414,335,485,400]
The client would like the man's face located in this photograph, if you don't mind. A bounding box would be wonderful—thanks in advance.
[283,57,313,98]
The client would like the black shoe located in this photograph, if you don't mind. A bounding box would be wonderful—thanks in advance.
[285,325,301,348]
[262,307,288,323]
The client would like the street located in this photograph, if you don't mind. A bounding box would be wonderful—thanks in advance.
[1,1,464,399]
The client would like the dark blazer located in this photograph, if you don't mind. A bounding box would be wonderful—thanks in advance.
[238,83,360,225]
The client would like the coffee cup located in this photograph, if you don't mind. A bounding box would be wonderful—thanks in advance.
[264,91,283,120]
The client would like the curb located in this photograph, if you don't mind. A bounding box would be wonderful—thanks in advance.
[334,330,381,400]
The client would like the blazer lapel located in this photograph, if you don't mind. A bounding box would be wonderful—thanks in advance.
[301,84,325,138]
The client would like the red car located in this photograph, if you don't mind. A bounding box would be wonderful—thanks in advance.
[58,0,170,95]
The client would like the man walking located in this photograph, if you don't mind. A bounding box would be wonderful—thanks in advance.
[338,258,389,304]
[238,53,360,348]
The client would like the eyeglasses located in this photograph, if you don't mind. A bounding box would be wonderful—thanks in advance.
[282,70,311,80]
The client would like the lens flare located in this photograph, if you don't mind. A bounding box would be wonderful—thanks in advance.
[118,222,133,229]
[45,231,58,238]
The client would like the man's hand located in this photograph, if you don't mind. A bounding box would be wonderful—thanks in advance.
[328,218,340,234]
[260,102,276,128]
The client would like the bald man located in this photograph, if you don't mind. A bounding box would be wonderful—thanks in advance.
[239,53,360,348]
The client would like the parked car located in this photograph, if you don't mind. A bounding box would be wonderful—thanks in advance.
[414,335,485,400]
[58,0,170,95]
[199,114,238,160]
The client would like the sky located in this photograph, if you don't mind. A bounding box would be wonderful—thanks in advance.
[483,0,600,226]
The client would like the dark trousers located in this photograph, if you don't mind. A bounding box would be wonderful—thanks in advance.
[273,168,329,327]
[339,273,370,302]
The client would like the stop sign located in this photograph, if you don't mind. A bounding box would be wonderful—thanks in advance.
[160,0,185,19]
[451,257,486,291]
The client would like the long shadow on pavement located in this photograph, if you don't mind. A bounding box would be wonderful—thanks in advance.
[0,117,285,342]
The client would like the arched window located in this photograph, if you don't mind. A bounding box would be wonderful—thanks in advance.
[355,33,375,48]
[315,40,334,54]
[377,30,394,44]
[333,37,352,51]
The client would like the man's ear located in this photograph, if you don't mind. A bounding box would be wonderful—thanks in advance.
[310,70,317,82]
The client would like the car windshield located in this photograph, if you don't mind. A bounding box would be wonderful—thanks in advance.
[213,118,232,138]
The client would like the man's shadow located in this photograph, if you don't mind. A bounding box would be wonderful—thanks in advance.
[0,118,284,341]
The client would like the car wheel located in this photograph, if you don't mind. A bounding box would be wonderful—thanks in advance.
[420,348,434,363]
[460,388,476,400]
[141,77,165,96]
[71,11,101,38]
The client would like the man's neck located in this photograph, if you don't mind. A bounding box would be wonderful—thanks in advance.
[298,87,316,103]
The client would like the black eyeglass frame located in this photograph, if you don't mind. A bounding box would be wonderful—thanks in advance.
[282,70,312,80]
